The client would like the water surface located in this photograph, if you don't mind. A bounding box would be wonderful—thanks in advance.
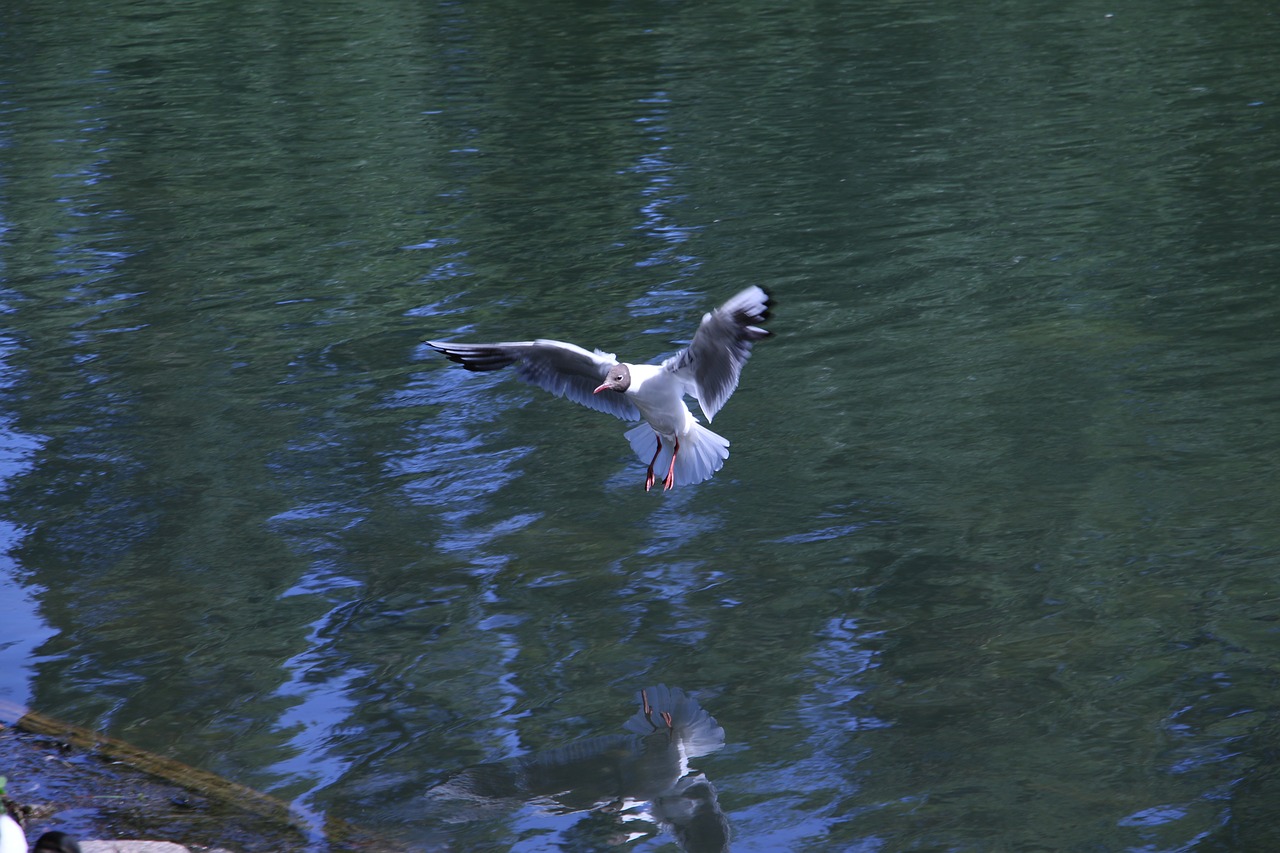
[2,1,1279,850]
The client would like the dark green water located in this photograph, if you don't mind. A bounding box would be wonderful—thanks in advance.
[2,1,1279,849]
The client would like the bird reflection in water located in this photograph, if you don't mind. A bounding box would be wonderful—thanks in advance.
[433,685,730,851]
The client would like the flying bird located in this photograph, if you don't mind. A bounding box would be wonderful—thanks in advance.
[426,286,772,491]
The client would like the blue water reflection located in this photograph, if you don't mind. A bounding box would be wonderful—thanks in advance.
[429,685,728,851]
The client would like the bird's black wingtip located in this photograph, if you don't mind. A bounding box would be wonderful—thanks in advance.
[726,285,773,328]
[424,342,517,372]
[759,286,775,321]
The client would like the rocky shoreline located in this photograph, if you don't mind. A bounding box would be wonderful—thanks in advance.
[1,707,404,853]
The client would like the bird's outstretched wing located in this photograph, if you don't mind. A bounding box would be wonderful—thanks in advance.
[426,338,642,421]
[661,286,772,421]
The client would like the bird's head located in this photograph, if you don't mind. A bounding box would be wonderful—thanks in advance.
[593,363,631,394]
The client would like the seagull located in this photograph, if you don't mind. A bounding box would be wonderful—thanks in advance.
[426,286,772,491]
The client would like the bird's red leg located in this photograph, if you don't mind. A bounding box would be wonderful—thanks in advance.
[662,436,680,491]
[640,688,657,730]
[639,687,675,737]
[645,436,663,492]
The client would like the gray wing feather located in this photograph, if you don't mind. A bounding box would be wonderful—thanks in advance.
[661,286,772,421]
[426,338,643,421]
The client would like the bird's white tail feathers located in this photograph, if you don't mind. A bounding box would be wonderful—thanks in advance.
[624,422,730,488]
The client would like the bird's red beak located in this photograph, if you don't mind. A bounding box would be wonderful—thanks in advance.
[592,382,610,394]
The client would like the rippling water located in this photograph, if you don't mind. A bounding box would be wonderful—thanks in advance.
[2,0,1279,850]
